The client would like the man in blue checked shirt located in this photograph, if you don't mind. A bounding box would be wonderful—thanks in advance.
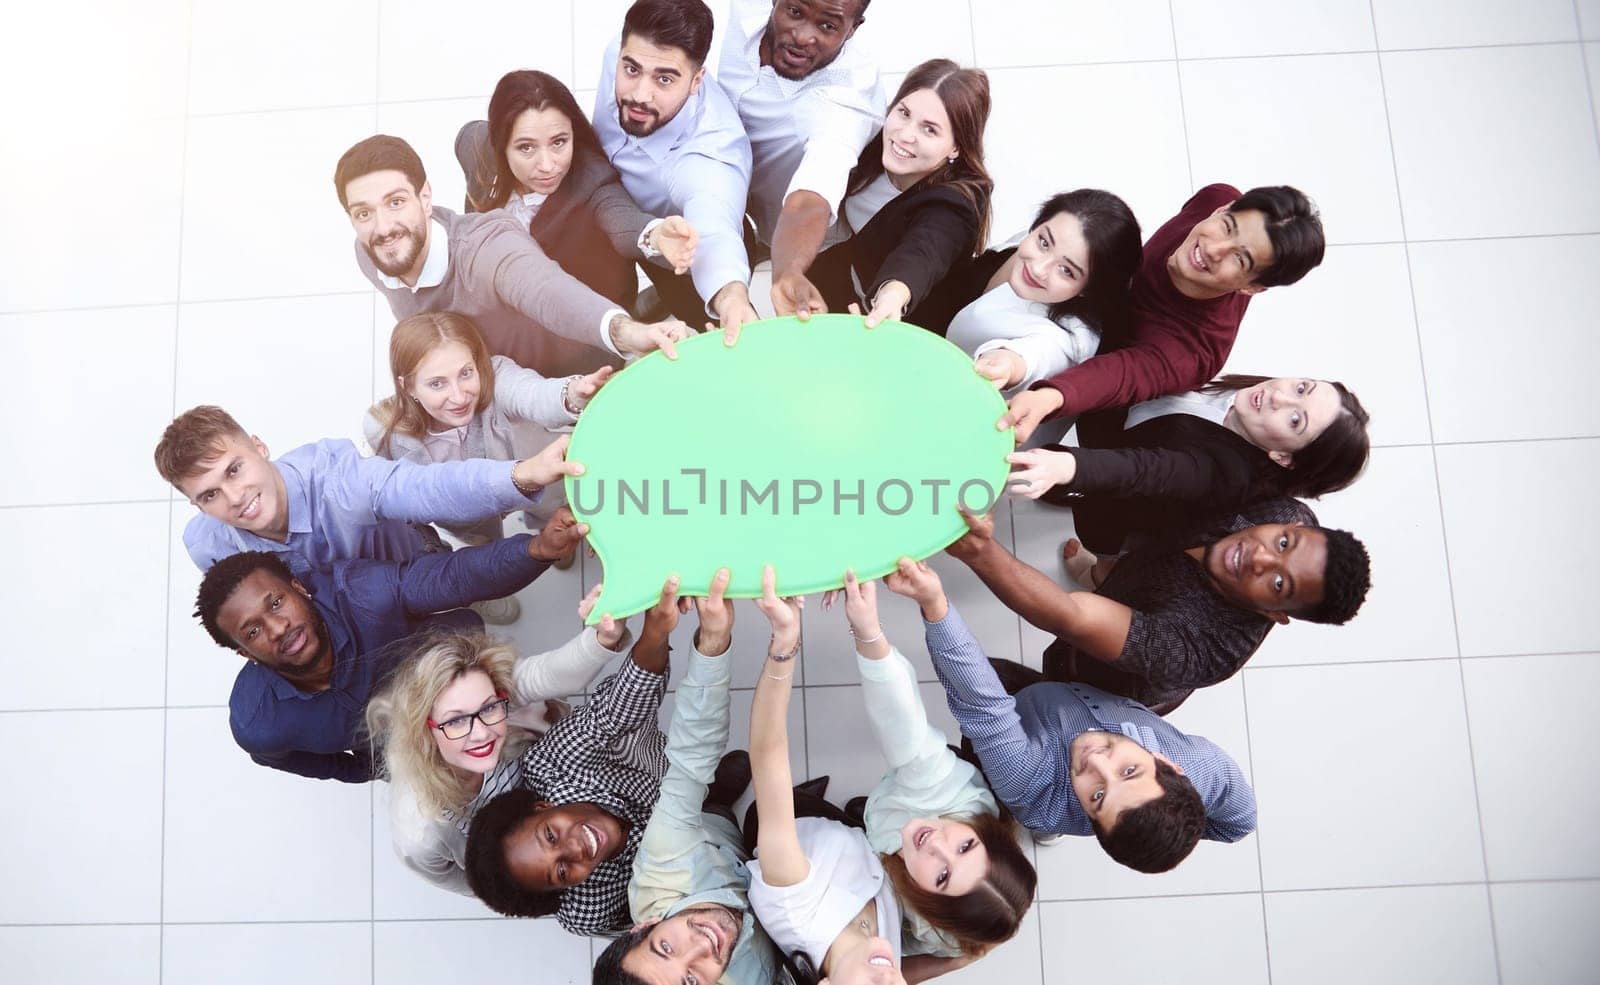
[888,557,1256,874]
[190,511,586,782]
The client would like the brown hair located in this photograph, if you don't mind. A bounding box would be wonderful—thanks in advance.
[154,405,250,486]
[1202,374,1371,497]
[880,811,1036,956]
[470,70,605,213]
[333,134,427,210]
[847,58,994,254]
[370,312,497,456]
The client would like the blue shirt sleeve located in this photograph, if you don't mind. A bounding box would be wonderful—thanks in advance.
[319,438,534,526]
[924,605,1058,829]
[392,534,550,617]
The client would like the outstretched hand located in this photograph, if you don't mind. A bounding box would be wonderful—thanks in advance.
[565,366,615,414]
[529,505,588,563]
[1005,447,1078,500]
[840,569,888,654]
[513,434,583,491]
[944,509,998,566]
[772,270,827,322]
[754,564,804,651]
[997,387,1064,445]
[883,556,948,622]
[578,582,625,649]
[630,575,681,674]
[651,216,698,275]
[685,566,734,657]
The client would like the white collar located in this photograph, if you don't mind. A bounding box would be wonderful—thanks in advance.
[376,217,449,292]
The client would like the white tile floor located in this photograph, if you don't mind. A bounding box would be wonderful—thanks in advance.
[3,1,1598,982]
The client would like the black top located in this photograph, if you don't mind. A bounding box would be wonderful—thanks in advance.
[1044,497,1317,710]
[455,121,652,307]
[807,180,982,316]
[904,246,1011,336]
[1060,410,1291,554]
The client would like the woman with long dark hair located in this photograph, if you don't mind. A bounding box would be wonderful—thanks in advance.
[456,69,696,308]
[1007,374,1372,557]
[774,58,995,329]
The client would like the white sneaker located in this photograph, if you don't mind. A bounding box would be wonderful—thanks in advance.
[1032,830,1067,847]
[471,596,522,625]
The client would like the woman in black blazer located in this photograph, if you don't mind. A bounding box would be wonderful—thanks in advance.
[455,70,696,310]
[782,58,994,327]
[1007,375,1372,554]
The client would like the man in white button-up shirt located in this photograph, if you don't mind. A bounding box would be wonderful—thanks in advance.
[593,0,760,333]
[716,0,885,319]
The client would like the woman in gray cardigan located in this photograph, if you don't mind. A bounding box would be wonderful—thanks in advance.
[456,70,696,311]
[363,312,611,618]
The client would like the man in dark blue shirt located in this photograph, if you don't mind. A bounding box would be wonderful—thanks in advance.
[192,508,588,781]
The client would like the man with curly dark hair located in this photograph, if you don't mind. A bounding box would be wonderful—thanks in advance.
[947,497,1371,714]
[192,514,584,781]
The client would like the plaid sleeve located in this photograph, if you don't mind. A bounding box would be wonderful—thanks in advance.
[580,658,668,743]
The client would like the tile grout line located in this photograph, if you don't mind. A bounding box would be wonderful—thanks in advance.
[1166,0,1197,194]
[161,2,199,979]
[1237,671,1274,981]
[1368,7,1503,980]
[1575,1,1600,153]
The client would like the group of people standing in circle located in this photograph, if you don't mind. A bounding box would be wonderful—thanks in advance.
[153,1,1379,983]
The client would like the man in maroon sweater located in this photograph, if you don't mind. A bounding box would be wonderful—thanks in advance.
[1002,183,1325,444]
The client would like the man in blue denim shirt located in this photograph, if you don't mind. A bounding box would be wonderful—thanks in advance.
[192,512,584,782]
[155,404,580,577]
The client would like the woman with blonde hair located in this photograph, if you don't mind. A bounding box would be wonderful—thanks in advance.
[366,586,630,895]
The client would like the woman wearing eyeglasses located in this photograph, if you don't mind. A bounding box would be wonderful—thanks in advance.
[364,586,630,895]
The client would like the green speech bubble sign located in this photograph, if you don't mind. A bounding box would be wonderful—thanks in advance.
[565,313,1011,622]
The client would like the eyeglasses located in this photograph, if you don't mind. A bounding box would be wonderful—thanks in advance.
[427,695,511,740]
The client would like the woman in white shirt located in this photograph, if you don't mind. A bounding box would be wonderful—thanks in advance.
[747,567,1034,984]
[364,587,629,897]
[914,189,1143,397]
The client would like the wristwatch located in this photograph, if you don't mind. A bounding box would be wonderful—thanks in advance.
[637,218,665,259]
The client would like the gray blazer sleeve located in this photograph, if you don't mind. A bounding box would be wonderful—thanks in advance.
[489,354,576,430]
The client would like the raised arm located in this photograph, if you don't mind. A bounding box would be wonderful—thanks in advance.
[666,152,758,332]
[945,510,1133,664]
[842,568,946,772]
[631,569,736,906]
[919,602,1055,829]
[392,509,587,617]
[1005,442,1241,504]
[572,576,676,743]
[748,564,811,888]
[509,585,631,703]
[487,355,577,431]
[340,434,582,525]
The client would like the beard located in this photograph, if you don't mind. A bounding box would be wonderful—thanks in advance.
[616,99,661,138]
[364,220,426,277]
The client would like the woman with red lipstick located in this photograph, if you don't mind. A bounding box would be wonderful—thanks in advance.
[364,587,630,897]
[1005,374,1371,556]
[781,58,993,330]
[364,312,612,562]
[455,70,697,311]
[748,566,1034,984]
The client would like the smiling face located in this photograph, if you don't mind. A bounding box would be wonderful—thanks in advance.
[504,802,627,891]
[505,106,574,197]
[215,568,330,678]
[764,0,863,80]
[880,88,956,188]
[622,903,741,985]
[897,816,988,895]
[1167,204,1275,299]
[344,169,432,281]
[406,339,482,430]
[820,933,905,985]
[175,433,288,539]
[614,35,704,137]
[1010,210,1092,304]
[1225,378,1344,465]
[428,670,508,775]
[1068,731,1167,830]
[1202,523,1329,622]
